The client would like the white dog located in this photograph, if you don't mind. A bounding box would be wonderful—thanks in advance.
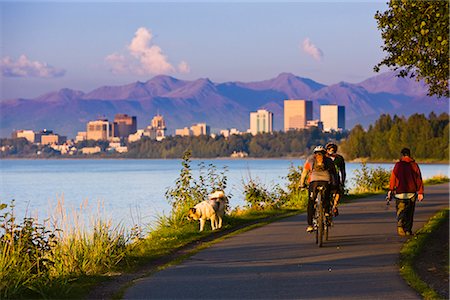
[187,191,226,232]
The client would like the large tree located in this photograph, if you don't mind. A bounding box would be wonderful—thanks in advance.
[374,0,449,98]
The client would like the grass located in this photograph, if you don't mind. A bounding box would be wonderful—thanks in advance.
[399,209,449,300]
[423,174,450,185]
[1,173,448,299]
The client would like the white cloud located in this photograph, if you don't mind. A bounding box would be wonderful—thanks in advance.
[106,27,190,76]
[178,61,190,74]
[0,55,66,78]
[301,38,324,62]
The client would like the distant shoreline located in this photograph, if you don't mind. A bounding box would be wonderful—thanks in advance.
[0,156,448,165]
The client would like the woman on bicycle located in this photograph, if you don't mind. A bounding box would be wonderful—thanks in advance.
[299,145,338,232]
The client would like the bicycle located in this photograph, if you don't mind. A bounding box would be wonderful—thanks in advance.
[313,185,332,247]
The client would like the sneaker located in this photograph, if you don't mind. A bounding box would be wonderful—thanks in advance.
[405,231,413,236]
[325,212,330,217]
[306,226,314,232]
[397,227,406,236]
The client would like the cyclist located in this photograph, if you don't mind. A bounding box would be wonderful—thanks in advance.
[325,142,346,216]
[299,145,338,232]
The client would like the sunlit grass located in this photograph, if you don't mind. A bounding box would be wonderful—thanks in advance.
[400,209,448,300]
[0,198,134,299]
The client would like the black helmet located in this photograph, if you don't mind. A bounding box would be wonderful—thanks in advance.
[326,142,338,152]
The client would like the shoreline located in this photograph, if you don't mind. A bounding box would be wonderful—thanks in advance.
[0,156,448,164]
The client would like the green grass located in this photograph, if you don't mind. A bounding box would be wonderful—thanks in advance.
[399,209,449,300]
[424,174,450,185]
[2,173,448,299]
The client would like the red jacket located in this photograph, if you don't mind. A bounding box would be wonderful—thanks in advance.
[389,156,424,194]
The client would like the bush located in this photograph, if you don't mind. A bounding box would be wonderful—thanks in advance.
[353,162,391,193]
[164,150,230,228]
[0,200,135,299]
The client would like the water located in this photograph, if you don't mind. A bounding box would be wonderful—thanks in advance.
[0,159,448,228]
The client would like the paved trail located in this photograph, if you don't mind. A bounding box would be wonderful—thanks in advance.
[123,184,449,299]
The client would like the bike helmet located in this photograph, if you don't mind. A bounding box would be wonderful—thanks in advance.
[326,142,338,152]
[313,145,326,154]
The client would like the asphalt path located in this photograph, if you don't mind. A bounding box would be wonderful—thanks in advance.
[123,183,449,299]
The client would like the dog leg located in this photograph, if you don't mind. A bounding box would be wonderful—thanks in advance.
[210,215,217,230]
[200,219,205,232]
[218,216,222,229]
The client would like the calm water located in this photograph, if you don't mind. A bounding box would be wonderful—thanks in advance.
[0,159,448,228]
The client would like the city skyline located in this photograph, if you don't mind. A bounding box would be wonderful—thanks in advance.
[1,1,388,100]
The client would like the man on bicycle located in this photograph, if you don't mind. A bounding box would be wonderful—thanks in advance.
[299,145,338,232]
[325,142,346,216]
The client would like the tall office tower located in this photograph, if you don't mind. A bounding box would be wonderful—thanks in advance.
[87,118,114,141]
[249,109,273,135]
[320,104,346,132]
[150,114,167,141]
[191,123,210,136]
[114,114,137,138]
[284,100,313,131]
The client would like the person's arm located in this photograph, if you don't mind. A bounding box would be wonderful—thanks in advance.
[413,162,424,201]
[388,162,399,198]
[299,161,311,188]
[339,156,346,185]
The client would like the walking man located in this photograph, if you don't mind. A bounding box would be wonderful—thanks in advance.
[387,148,424,236]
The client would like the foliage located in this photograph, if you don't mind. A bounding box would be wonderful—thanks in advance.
[374,0,449,98]
[242,164,308,210]
[352,162,391,193]
[126,129,347,159]
[341,113,449,161]
[423,174,450,185]
[0,200,134,299]
[164,150,230,228]
[400,209,448,299]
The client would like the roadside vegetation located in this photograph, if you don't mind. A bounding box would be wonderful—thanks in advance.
[400,209,449,299]
[0,151,448,298]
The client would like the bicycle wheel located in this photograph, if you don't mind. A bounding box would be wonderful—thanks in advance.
[317,193,324,247]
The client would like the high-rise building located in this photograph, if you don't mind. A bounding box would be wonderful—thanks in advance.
[320,104,345,132]
[113,114,137,138]
[249,109,273,135]
[87,119,114,141]
[191,123,210,136]
[284,100,313,131]
[151,114,167,141]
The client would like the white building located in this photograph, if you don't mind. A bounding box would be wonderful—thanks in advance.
[249,109,273,135]
[320,104,345,132]
[191,123,210,136]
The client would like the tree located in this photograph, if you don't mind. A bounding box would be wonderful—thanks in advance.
[374,0,449,98]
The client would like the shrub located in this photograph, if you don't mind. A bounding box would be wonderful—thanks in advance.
[353,162,391,193]
[164,150,229,228]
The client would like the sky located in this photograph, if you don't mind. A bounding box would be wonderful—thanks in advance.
[0,1,388,100]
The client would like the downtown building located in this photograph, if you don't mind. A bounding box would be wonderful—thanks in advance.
[320,104,345,132]
[86,118,114,141]
[249,109,273,135]
[284,100,313,131]
[113,114,137,138]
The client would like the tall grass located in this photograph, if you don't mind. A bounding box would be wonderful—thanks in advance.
[0,198,135,299]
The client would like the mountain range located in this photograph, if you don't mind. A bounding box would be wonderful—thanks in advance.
[1,72,448,138]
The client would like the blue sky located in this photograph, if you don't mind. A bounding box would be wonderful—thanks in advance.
[1,1,388,100]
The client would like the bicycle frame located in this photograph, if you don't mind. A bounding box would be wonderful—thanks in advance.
[313,185,331,247]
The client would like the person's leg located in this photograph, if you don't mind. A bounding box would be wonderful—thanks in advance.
[396,199,407,236]
[307,183,317,226]
[404,196,417,234]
